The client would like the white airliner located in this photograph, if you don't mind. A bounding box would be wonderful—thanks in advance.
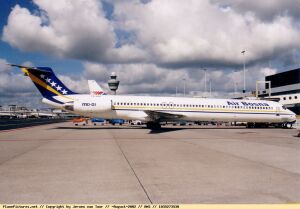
[11,64,296,129]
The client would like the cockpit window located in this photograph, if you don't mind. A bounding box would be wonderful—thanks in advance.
[282,106,287,110]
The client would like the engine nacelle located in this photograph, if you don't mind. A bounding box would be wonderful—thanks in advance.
[64,99,111,113]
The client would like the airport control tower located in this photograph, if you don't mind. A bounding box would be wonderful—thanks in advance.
[108,72,120,95]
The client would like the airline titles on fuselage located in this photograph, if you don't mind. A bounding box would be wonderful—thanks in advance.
[227,101,269,106]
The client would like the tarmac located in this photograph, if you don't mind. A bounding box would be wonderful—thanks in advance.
[0,118,67,130]
[0,122,300,203]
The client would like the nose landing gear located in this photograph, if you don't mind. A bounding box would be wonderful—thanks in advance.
[282,123,293,129]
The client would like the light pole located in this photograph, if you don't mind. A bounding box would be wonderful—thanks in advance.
[241,50,246,93]
[204,68,207,95]
[209,80,212,97]
[183,78,186,96]
[233,70,237,96]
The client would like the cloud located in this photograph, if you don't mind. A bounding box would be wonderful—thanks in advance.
[0,59,10,73]
[0,58,42,107]
[1,0,299,107]
[0,58,89,108]
[113,0,300,68]
[3,0,300,69]
[0,56,280,108]
[82,62,277,97]
[58,74,89,94]
[2,1,145,63]
[212,0,300,22]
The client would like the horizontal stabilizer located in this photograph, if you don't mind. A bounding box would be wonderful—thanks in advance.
[8,64,51,73]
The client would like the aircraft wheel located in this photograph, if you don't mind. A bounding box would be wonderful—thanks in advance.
[246,123,254,128]
[284,123,293,129]
[146,122,161,130]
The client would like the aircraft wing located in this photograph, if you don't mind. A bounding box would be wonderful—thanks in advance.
[144,110,184,121]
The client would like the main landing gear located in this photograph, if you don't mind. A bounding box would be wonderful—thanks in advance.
[246,123,269,128]
[246,122,294,129]
[146,122,161,130]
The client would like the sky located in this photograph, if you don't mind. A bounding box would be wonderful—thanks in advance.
[1,0,300,108]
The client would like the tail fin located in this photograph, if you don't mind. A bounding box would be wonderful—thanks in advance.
[88,80,106,96]
[10,64,77,104]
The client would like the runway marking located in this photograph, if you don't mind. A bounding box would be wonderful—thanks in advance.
[111,132,153,204]
[0,141,49,166]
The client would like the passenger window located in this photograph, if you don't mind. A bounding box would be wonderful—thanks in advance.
[295,96,298,99]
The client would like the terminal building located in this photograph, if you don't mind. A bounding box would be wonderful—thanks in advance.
[259,68,300,115]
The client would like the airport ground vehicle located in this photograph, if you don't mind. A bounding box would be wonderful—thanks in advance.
[110,119,125,125]
[11,64,297,130]
[130,120,142,125]
[72,118,88,126]
[91,118,105,126]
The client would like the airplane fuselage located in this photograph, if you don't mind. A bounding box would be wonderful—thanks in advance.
[46,94,296,124]
[11,64,296,128]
